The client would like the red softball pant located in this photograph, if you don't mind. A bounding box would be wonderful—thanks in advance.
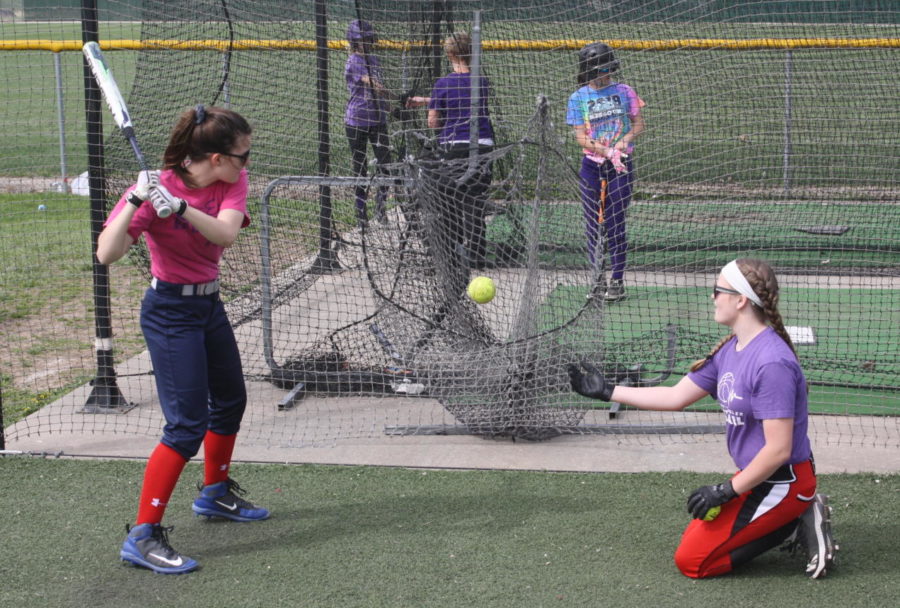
[674,459,816,578]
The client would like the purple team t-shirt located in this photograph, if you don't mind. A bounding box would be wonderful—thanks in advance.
[345,53,388,127]
[427,72,494,144]
[687,327,812,470]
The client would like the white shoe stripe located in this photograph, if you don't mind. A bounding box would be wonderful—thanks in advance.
[148,552,184,567]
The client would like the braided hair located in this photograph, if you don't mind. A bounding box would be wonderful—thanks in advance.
[690,258,796,372]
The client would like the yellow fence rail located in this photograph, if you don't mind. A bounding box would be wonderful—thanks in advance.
[2,37,899,52]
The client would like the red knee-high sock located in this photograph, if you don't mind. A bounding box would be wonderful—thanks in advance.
[135,443,188,525]
[203,430,237,486]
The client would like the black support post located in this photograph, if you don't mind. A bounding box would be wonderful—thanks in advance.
[309,0,341,274]
[81,0,132,413]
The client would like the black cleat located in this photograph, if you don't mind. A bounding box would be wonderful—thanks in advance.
[604,279,626,302]
[782,493,838,578]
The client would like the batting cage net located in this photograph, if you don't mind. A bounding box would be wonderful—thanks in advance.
[1,0,898,452]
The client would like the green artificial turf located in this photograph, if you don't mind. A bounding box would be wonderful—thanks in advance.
[0,457,897,608]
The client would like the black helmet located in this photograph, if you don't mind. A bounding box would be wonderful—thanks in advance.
[578,42,619,85]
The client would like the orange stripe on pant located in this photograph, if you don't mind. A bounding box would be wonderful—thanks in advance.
[674,459,816,578]
[597,178,607,224]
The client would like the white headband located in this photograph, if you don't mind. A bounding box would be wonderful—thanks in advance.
[720,260,763,308]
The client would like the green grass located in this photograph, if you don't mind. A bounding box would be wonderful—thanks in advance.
[487,200,900,271]
[1,21,897,191]
[535,284,900,414]
[0,457,897,608]
[0,191,148,428]
[0,373,89,425]
[0,22,139,176]
[0,192,94,322]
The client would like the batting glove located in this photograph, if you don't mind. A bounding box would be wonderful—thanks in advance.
[687,480,737,519]
[127,170,159,207]
[606,148,628,174]
[149,183,187,218]
[567,361,615,401]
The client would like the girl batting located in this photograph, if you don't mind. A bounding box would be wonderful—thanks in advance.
[566,42,645,302]
[569,258,837,578]
[97,105,268,574]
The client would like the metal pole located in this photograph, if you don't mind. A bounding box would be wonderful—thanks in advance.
[81,0,131,412]
[0,384,5,450]
[464,10,482,181]
[259,182,275,371]
[221,52,231,107]
[783,49,793,196]
[309,0,340,273]
[53,52,69,192]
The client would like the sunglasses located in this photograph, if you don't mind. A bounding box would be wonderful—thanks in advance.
[219,149,251,165]
[712,285,743,299]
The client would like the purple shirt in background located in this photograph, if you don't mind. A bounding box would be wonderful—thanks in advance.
[428,72,494,144]
[345,53,387,127]
[688,327,812,470]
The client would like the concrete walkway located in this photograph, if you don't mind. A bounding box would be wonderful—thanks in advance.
[8,392,899,474]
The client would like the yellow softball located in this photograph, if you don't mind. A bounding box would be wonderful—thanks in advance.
[703,505,722,521]
[467,276,496,304]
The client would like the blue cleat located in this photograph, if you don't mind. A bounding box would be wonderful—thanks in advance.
[192,478,270,522]
[120,523,199,574]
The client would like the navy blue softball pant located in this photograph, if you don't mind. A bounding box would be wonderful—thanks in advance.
[140,281,247,460]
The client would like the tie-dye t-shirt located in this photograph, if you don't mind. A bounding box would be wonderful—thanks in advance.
[566,82,644,162]
[687,327,812,470]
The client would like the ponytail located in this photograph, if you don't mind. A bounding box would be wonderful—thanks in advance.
[162,104,252,182]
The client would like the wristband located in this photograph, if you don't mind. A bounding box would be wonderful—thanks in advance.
[126,192,144,208]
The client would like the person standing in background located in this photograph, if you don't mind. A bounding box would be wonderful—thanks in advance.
[345,19,392,226]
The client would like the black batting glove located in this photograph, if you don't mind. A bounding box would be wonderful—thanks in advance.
[567,361,614,401]
[687,480,737,519]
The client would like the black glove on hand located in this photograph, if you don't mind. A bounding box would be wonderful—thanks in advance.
[567,361,614,401]
[687,480,737,519]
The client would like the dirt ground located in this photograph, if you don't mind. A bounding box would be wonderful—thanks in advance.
[0,177,63,194]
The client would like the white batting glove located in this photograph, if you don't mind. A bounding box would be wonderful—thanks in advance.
[149,183,187,218]
[127,170,159,207]
[606,148,628,174]
[135,170,159,200]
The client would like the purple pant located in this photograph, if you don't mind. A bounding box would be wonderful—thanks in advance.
[579,155,633,280]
